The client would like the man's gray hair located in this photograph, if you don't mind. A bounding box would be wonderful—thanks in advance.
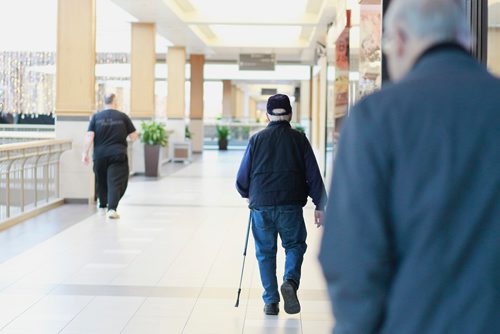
[104,93,116,105]
[385,0,472,49]
[267,108,292,122]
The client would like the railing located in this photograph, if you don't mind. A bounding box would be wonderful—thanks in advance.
[204,121,266,148]
[0,124,55,145]
[0,139,71,225]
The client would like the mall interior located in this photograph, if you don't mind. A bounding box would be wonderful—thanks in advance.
[0,0,499,333]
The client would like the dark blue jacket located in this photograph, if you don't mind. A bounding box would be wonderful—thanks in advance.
[236,121,326,210]
[319,44,500,334]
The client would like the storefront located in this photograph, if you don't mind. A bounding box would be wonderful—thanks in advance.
[325,0,384,181]
[323,0,498,181]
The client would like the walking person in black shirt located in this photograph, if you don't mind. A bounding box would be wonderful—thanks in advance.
[82,94,138,219]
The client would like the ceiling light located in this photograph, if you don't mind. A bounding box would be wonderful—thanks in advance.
[210,25,302,47]
[188,0,308,21]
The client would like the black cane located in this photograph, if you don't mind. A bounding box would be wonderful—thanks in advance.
[235,212,252,307]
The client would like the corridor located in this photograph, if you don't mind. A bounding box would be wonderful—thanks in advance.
[0,151,333,333]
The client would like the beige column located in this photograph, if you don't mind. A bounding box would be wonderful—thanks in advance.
[231,84,237,119]
[222,80,232,118]
[129,23,156,174]
[167,47,186,142]
[300,80,311,137]
[130,22,156,118]
[249,98,257,121]
[235,88,244,119]
[318,56,327,176]
[311,55,327,176]
[189,54,205,152]
[243,91,250,120]
[294,98,301,123]
[56,0,95,117]
[55,0,96,202]
[311,73,320,149]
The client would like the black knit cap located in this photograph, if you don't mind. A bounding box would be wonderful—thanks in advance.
[266,94,292,115]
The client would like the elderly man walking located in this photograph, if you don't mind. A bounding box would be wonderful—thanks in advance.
[236,94,327,316]
[319,0,500,333]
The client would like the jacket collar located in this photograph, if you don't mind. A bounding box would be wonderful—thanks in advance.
[267,121,291,128]
[413,42,470,69]
[402,42,478,82]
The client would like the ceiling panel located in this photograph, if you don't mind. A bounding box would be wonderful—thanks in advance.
[111,0,336,63]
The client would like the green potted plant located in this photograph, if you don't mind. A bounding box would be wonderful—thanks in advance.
[216,124,229,150]
[140,121,168,177]
[294,123,305,135]
[185,125,192,141]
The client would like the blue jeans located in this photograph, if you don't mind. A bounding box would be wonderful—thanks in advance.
[251,205,307,304]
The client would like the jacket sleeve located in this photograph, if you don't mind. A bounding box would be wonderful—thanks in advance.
[304,138,327,210]
[236,140,252,198]
[318,101,396,334]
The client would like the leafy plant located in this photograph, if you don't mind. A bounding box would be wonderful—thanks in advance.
[140,121,168,146]
[185,125,192,139]
[294,124,305,134]
[216,124,229,140]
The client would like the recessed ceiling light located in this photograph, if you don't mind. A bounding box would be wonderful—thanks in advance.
[209,25,302,47]
[189,0,307,21]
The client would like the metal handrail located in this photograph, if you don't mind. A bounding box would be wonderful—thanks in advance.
[0,139,72,223]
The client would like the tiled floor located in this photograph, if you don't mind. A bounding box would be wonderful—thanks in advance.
[0,151,334,333]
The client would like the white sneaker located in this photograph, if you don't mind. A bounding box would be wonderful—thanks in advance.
[107,210,120,219]
[97,207,107,215]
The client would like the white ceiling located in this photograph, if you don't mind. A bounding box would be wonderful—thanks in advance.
[110,0,337,63]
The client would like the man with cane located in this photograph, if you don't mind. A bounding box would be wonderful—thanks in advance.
[236,93,327,316]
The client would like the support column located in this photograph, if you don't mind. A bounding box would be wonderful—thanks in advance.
[189,54,205,152]
[130,22,156,173]
[231,84,237,119]
[318,56,327,176]
[55,0,95,202]
[222,80,232,118]
[243,91,250,120]
[131,23,155,118]
[235,88,244,120]
[249,98,257,122]
[293,90,301,124]
[311,56,327,176]
[167,47,186,142]
[311,73,320,149]
[300,80,311,138]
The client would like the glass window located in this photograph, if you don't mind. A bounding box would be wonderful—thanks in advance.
[488,0,500,76]
[0,0,57,122]
[95,0,134,114]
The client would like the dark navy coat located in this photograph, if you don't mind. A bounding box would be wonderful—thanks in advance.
[319,45,500,334]
[236,121,326,210]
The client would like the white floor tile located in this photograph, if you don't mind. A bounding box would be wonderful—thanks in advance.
[0,151,334,334]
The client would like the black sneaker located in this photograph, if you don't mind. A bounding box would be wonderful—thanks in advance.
[280,280,300,314]
[263,303,279,315]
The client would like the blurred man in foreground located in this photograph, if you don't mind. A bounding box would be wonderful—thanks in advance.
[319,0,500,333]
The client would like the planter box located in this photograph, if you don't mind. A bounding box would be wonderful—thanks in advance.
[144,144,161,177]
